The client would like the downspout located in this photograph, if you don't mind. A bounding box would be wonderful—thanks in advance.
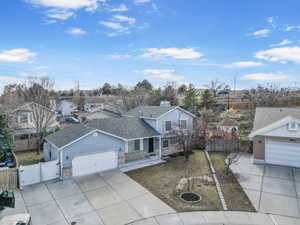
[59,150,63,180]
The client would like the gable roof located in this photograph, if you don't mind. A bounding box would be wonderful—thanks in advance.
[249,116,300,138]
[123,105,195,119]
[45,117,160,149]
[87,117,160,140]
[252,107,300,133]
[45,124,95,148]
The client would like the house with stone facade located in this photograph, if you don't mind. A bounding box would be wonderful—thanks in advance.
[43,105,195,177]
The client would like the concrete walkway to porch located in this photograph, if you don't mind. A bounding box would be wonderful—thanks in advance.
[120,157,165,172]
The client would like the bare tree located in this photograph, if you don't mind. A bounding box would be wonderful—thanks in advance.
[17,77,56,154]
[204,79,229,97]
[223,129,241,175]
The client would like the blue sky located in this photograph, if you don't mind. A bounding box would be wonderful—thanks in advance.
[1,0,300,92]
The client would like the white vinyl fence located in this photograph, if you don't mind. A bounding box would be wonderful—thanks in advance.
[19,160,59,188]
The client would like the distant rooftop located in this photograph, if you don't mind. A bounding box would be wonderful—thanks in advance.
[123,105,176,118]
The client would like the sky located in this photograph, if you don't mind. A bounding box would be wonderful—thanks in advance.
[1,0,300,92]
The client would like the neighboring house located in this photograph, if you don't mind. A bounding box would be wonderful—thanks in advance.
[43,105,195,177]
[217,118,239,134]
[57,101,77,116]
[9,102,59,152]
[80,110,119,121]
[249,107,300,168]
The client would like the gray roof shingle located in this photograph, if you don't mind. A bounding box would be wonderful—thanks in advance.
[45,117,160,148]
[45,124,95,148]
[252,107,300,132]
[87,117,160,139]
[123,106,176,118]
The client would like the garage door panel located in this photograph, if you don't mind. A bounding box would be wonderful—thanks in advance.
[266,139,300,168]
[72,151,117,176]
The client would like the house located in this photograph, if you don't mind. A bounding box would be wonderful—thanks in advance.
[217,117,239,135]
[79,110,119,121]
[57,101,77,116]
[43,105,195,177]
[9,102,59,152]
[249,107,300,168]
[123,105,196,155]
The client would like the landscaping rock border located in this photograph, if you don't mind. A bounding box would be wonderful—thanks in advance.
[204,150,228,210]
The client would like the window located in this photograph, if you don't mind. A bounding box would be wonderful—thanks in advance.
[165,121,172,131]
[288,121,298,131]
[19,113,28,124]
[170,137,177,145]
[134,139,140,151]
[162,139,169,148]
[179,120,187,129]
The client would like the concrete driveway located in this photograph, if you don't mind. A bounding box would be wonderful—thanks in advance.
[0,170,175,225]
[231,153,300,219]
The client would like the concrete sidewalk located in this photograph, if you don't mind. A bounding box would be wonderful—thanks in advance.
[129,211,300,225]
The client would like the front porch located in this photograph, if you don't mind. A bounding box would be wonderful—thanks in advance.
[124,136,161,163]
[120,156,165,172]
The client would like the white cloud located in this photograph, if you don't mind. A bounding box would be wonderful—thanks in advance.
[0,49,36,62]
[26,0,105,21]
[285,25,300,32]
[46,9,74,20]
[255,46,300,64]
[142,69,184,82]
[243,73,288,81]
[25,0,102,10]
[134,0,151,4]
[0,76,21,82]
[267,17,275,27]
[110,54,132,59]
[270,39,292,47]
[20,71,49,79]
[113,15,136,24]
[99,21,128,31]
[226,61,263,68]
[142,48,203,59]
[66,27,87,35]
[109,4,128,12]
[35,66,48,70]
[251,29,270,38]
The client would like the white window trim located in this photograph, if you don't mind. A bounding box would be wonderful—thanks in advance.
[162,139,169,148]
[164,120,172,132]
[134,139,141,152]
[179,119,187,130]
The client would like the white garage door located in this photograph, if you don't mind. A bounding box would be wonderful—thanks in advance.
[72,151,118,176]
[265,139,300,168]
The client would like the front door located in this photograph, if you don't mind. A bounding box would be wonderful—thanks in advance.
[148,138,154,153]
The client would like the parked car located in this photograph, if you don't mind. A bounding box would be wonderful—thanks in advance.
[65,117,80,123]
[0,213,31,225]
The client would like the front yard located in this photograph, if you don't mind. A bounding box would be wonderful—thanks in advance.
[127,151,255,212]
[209,152,255,211]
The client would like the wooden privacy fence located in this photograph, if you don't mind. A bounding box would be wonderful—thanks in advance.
[206,139,252,152]
[0,167,18,190]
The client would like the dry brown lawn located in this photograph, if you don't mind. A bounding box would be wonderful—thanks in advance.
[127,151,222,212]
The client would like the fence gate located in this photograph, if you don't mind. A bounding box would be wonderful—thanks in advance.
[19,160,59,187]
[0,168,18,190]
